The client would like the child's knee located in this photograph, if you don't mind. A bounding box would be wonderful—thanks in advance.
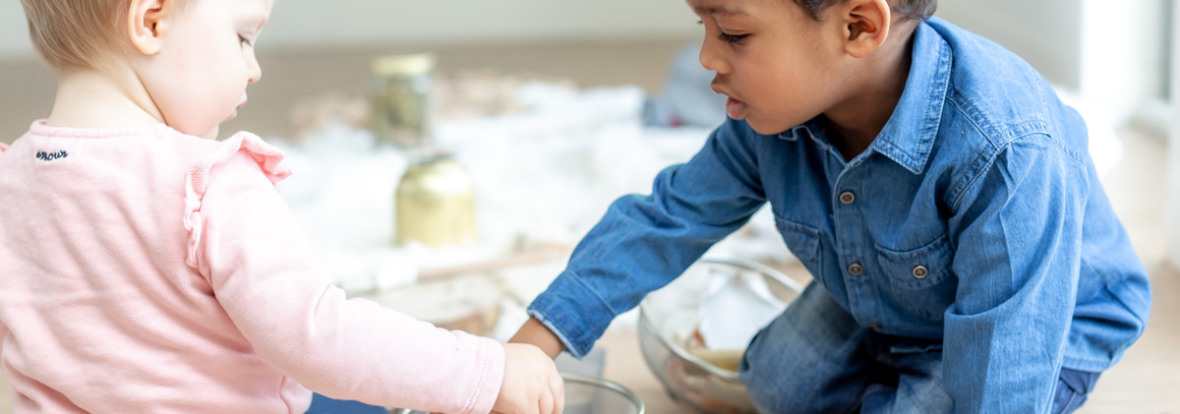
[739,338,864,414]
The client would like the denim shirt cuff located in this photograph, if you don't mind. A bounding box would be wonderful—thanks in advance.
[526,270,617,359]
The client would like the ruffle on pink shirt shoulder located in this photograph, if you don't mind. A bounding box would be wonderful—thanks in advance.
[183,132,292,267]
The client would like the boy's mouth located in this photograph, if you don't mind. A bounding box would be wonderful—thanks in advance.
[711,83,747,120]
[725,97,748,120]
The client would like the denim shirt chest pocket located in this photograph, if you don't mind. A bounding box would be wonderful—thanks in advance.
[875,234,957,321]
[773,215,822,275]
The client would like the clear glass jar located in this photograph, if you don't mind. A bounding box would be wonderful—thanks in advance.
[370,52,436,148]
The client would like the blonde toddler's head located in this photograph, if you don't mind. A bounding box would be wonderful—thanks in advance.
[19,0,185,70]
[24,0,272,139]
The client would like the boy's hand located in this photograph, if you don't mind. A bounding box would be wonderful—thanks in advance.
[509,317,566,359]
[492,343,564,414]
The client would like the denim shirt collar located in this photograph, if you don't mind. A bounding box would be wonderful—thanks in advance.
[777,18,953,174]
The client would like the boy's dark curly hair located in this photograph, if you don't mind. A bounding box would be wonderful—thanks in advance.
[794,0,937,21]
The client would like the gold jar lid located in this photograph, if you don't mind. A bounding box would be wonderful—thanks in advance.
[371,52,437,77]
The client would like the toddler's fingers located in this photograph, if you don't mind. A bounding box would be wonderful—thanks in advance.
[552,376,565,414]
[539,387,554,414]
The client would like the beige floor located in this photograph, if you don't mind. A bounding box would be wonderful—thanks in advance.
[1,39,1178,412]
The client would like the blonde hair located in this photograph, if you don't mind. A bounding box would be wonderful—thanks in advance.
[20,0,192,70]
[18,0,137,69]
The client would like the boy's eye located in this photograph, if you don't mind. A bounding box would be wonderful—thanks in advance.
[696,18,747,44]
[719,32,749,44]
[238,35,254,47]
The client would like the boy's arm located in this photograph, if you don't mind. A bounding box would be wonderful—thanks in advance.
[522,119,769,358]
[511,317,565,358]
[942,137,1088,413]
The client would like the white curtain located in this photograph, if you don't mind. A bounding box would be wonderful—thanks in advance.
[1168,1,1180,270]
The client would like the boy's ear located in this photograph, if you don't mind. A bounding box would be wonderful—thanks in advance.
[840,0,891,58]
[126,0,173,56]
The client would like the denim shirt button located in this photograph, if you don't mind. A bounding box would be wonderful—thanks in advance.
[912,265,929,279]
[848,263,864,275]
[839,191,856,205]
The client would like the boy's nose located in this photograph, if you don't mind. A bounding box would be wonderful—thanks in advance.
[698,42,729,74]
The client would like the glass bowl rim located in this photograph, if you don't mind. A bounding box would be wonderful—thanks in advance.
[561,372,646,414]
[637,257,805,380]
[392,372,645,414]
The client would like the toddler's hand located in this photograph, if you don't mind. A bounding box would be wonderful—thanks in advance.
[492,343,564,414]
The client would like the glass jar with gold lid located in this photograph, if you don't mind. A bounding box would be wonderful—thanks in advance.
[370,52,437,148]
[395,150,476,247]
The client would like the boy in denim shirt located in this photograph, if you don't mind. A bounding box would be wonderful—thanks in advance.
[512,0,1153,412]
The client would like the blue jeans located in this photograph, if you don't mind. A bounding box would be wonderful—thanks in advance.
[1053,369,1100,414]
[306,393,389,414]
[739,282,1100,413]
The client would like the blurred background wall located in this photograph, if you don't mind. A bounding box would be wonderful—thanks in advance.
[0,1,699,58]
[939,0,1171,132]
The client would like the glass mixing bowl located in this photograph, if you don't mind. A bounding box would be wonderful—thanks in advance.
[638,257,803,414]
[392,373,644,414]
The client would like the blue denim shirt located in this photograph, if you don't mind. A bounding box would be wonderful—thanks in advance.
[528,18,1151,413]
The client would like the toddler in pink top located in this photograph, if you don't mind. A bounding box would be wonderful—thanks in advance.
[0,0,565,413]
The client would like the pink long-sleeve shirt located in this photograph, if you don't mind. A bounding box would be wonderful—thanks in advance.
[0,121,504,413]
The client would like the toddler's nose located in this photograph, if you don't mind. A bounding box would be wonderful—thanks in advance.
[248,57,263,84]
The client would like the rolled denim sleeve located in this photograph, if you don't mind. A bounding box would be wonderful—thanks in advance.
[943,136,1089,413]
[528,120,768,357]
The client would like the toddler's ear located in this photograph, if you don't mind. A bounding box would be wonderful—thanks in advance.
[840,0,891,58]
[126,0,174,56]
